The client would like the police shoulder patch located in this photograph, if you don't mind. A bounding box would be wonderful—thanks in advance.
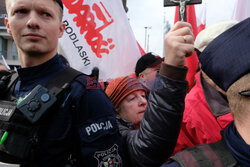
[94,144,122,167]
[79,115,118,143]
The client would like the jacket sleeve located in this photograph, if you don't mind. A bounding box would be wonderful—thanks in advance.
[70,78,126,167]
[122,63,188,167]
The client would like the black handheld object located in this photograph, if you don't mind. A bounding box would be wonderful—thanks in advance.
[17,85,57,123]
[91,67,99,81]
[0,71,12,91]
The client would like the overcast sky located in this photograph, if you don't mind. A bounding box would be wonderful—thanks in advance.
[126,0,237,57]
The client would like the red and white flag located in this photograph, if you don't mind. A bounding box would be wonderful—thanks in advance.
[196,2,206,33]
[137,42,146,57]
[60,0,141,81]
[232,0,250,21]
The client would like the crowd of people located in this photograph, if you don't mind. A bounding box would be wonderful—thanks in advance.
[0,0,249,166]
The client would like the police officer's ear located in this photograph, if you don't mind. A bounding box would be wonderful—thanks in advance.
[5,17,12,35]
[58,22,65,38]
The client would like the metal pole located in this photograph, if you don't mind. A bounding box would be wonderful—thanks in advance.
[144,27,148,50]
[147,34,150,52]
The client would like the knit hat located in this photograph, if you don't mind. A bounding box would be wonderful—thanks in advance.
[195,20,238,53]
[135,52,163,77]
[105,76,146,109]
[199,18,250,91]
[55,0,63,10]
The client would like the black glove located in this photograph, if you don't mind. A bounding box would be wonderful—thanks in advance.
[0,70,12,97]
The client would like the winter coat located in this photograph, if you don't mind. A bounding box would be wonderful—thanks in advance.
[118,64,188,167]
[173,72,233,155]
[0,54,125,167]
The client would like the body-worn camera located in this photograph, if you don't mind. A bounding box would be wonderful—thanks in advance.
[17,85,57,124]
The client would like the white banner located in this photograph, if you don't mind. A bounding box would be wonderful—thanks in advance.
[59,0,141,81]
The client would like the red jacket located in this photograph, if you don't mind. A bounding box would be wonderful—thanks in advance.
[173,72,233,155]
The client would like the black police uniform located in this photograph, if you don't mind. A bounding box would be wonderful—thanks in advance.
[0,54,124,167]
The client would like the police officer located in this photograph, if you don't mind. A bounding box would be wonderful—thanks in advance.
[1,0,124,166]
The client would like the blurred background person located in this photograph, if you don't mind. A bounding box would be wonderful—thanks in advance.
[0,63,9,72]
[135,52,163,95]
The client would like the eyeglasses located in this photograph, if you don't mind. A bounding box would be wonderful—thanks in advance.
[238,90,250,97]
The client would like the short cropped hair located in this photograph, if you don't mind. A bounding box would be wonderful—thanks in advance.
[53,0,63,21]
[227,73,250,124]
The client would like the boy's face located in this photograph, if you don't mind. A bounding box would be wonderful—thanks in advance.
[5,0,65,56]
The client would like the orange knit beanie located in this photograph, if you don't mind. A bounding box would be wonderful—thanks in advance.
[105,76,146,109]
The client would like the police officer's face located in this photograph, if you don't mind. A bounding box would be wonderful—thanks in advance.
[118,90,147,129]
[5,0,65,56]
